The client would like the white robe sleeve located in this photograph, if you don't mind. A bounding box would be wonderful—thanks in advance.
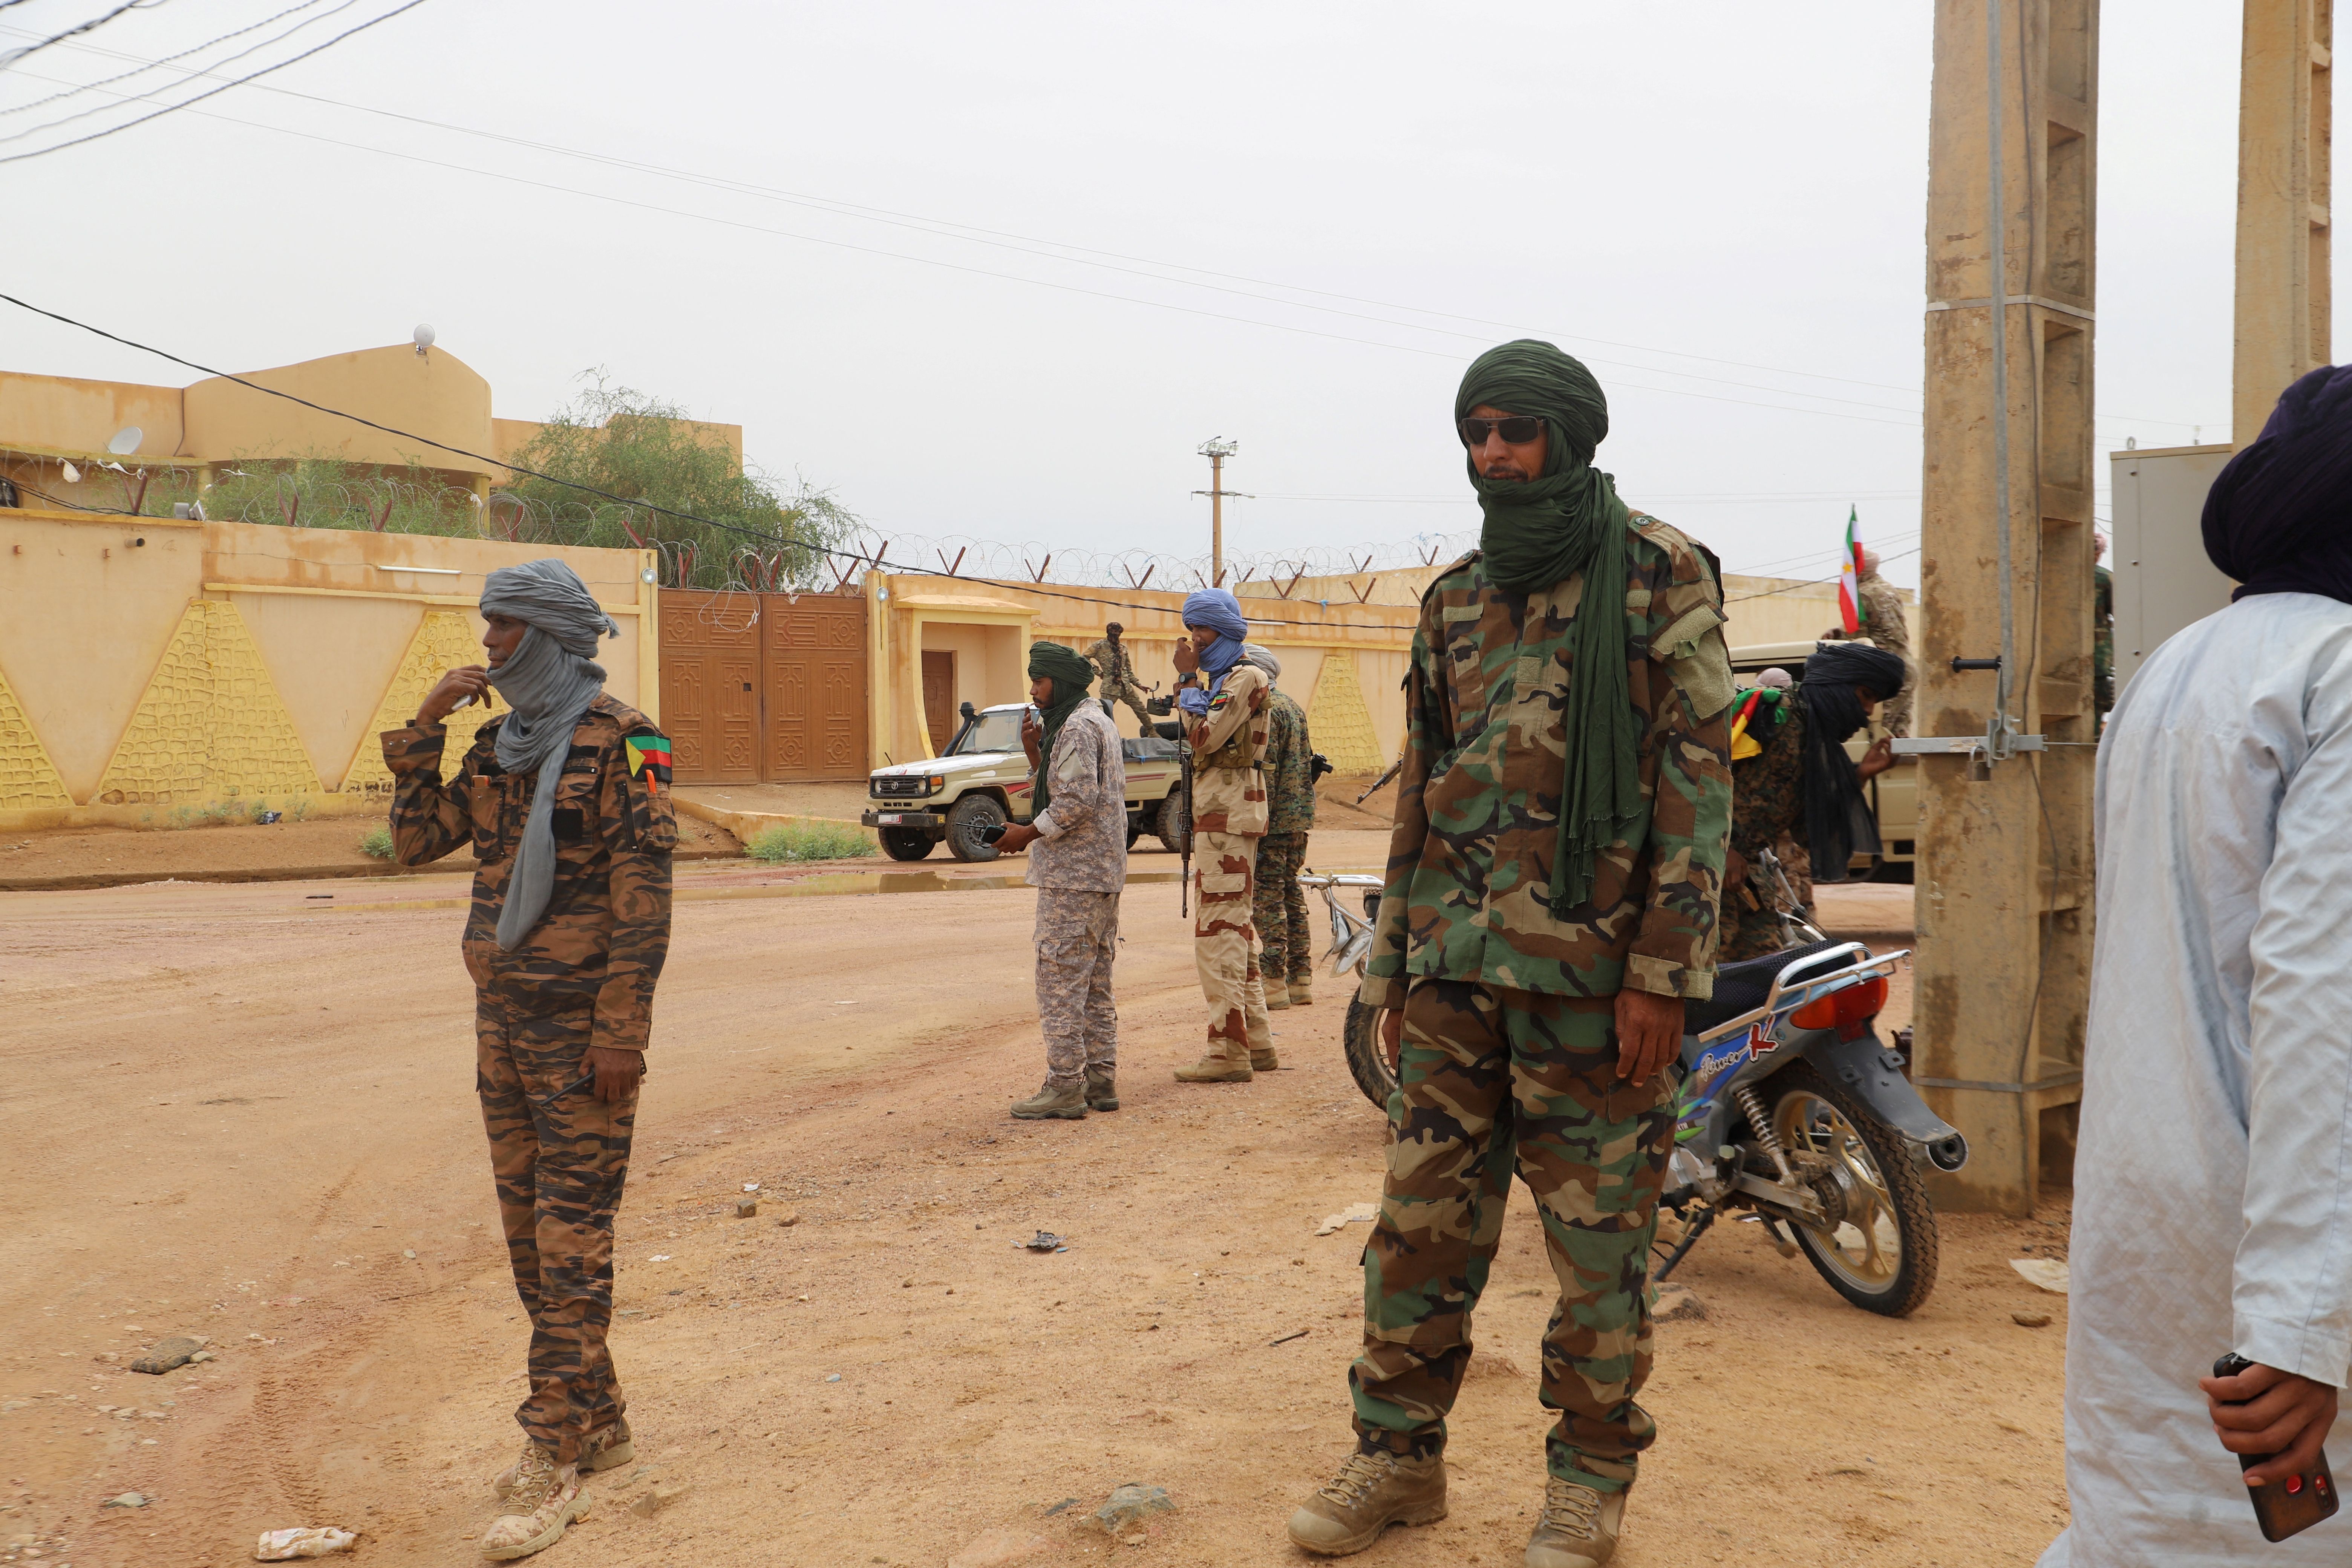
[2236,677,2352,1387]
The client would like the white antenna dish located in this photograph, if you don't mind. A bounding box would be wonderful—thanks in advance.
[107,426,142,455]
[413,323,436,357]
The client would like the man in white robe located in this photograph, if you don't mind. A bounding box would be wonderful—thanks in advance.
[2044,364,2352,1565]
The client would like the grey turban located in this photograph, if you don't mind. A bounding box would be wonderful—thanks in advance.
[480,559,618,949]
[1240,643,1282,681]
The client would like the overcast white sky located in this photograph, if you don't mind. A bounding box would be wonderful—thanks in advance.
[0,1,2291,586]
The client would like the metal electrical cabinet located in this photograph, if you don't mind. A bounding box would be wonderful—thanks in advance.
[2108,443,2238,694]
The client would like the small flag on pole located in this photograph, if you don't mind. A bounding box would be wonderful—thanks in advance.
[1837,506,1865,635]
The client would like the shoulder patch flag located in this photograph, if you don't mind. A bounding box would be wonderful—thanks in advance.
[625,733,673,792]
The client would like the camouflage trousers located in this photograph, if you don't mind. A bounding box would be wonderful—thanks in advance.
[1104,680,1155,735]
[1194,828,1272,1063]
[1036,887,1119,1086]
[477,996,637,1465]
[1351,978,1675,1493]
[1721,890,1793,962]
[1251,831,1314,986]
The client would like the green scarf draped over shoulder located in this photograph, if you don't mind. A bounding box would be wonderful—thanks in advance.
[1027,640,1096,813]
[1456,339,1640,915]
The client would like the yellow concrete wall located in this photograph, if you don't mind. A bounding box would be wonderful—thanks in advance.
[0,507,655,827]
[0,372,188,459]
[182,346,496,478]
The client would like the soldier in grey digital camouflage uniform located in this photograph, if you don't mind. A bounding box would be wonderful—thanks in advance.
[1287,343,1733,1568]
[997,641,1127,1118]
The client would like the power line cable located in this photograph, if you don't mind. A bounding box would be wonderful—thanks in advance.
[0,0,168,68]
[0,0,329,116]
[0,0,359,145]
[0,0,423,163]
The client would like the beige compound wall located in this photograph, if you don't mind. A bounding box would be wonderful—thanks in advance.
[0,507,656,828]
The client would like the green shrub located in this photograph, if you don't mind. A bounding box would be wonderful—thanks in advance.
[358,825,395,860]
[744,820,876,863]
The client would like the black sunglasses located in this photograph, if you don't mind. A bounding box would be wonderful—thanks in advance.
[1458,415,1545,447]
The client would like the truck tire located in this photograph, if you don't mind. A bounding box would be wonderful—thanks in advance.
[945,795,1006,862]
[1125,814,1144,849]
[879,827,935,862]
[1342,994,1396,1111]
[1156,791,1191,855]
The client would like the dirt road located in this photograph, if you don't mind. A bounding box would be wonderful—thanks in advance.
[0,868,2067,1567]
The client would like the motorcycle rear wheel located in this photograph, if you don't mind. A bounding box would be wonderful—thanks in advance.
[1342,994,1395,1111]
[1765,1064,1940,1317]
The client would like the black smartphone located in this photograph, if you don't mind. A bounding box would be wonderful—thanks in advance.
[978,824,1007,845]
[2214,1353,2340,1542]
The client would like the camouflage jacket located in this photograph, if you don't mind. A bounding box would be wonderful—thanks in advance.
[1361,513,1735,1006]
[1729,693,1806,902]
[1261,688,1318,835]
[381,694,676,1050]
[1084,636,1143,692]
[1185,661,1269,836]
[2093,564,2114,712]
[1857,572,1909,655]
[1028,701,1127,893]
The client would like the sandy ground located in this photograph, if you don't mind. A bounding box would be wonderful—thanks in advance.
[0,862,2069,1568]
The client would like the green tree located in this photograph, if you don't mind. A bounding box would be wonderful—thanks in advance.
[500,377,857,589]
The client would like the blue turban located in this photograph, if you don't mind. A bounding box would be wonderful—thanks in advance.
[1178,588,1250,715]
[2204,364,2352,604]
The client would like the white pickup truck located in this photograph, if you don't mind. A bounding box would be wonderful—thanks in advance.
[862,701,1192,862]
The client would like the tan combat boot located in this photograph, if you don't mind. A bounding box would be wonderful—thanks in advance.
[479,1443,587,1560]
[1010,1080,1087,1120]
[1265,988,1291,1011]
[1251,1047,1282,1072]
[1084,1065,1119,1112]
[1174,1055,1253,1083]
[1287,1450,1447,1555]
[1523,1476,1625,1568]
[493,1418,631,1496]
[1289,976,1314,1006]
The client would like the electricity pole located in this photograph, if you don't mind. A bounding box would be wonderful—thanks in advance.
[1194,437,1245,586]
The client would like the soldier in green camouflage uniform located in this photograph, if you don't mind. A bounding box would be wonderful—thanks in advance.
[1249,649,1320,1010]
[382,561,673,1562]
[1290,342,1732,1568]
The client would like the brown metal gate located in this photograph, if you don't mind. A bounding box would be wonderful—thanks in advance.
[660,590,868,784]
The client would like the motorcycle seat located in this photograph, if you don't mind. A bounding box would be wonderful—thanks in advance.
[1684,939,1853,1039]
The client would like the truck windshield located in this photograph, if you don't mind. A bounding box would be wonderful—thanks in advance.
[949,709,1028,756]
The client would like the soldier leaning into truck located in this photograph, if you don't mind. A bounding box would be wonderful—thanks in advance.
[995,640,1128,1120]
[381,559,673,1563]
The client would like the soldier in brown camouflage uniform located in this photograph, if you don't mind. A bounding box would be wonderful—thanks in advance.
[1246,646,1320,1010]
[1289,343,1733,1568]
[381,560,673,1562]
[1084,622,1158,736]
[1170,588,1277,1083]
[997,641,1127,1119]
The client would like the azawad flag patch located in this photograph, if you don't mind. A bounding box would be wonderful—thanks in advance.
[625,734,673,791]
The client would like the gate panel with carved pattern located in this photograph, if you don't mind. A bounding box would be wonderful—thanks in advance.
[761,592,868,781]
[658,590,760,784]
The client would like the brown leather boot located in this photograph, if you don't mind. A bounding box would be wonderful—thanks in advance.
[1084,1065,1119,1112]
[1250,1048,1282,1071]
[1174,1056,1253,1083]
[1523,1476,1625,1568]
[1286,1450,1447,1555]
[1010,1080,1087,1119]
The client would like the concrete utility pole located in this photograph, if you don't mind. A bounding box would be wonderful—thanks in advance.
[1907,0,2100,1215]
[2234,0,2333,446]
[1194,437,1241,586]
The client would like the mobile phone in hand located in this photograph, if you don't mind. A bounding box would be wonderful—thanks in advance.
[979,824,1007,845]
[2214,1353,2340,1542]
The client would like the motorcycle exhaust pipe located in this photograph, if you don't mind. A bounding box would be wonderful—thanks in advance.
[1925,1133,1969,1173]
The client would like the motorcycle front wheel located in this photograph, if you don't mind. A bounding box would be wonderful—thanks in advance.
[1342,994,1395,1111]
[1766,1064,1940,1317]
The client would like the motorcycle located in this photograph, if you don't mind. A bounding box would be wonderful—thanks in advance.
[1306,868,1968,1318]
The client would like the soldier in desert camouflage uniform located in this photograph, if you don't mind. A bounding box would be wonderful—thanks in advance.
[997,641,1127,1119]
[1855,549,1913,738]
[1246,646,1320,1010]
[1288,343,1733,1568]
[382,560,672,1562]
[1084,621,1158,737]
[1169,588,1278,1083]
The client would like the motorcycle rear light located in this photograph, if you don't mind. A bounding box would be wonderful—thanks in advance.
[1789,975,1888,1033]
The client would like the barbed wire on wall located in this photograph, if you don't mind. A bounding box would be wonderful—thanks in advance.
[835,527,1485,597]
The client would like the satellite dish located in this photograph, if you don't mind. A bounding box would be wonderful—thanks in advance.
[413,323,436,356]
[107,426,142,455]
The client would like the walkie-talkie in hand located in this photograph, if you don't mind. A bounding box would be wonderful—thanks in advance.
[2214,1354,2340,1542]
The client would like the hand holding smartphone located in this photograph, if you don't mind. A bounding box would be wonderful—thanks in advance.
[2212,1353,2340,1542]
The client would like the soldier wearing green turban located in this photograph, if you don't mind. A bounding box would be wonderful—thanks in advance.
[1287,341,1734,1568]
